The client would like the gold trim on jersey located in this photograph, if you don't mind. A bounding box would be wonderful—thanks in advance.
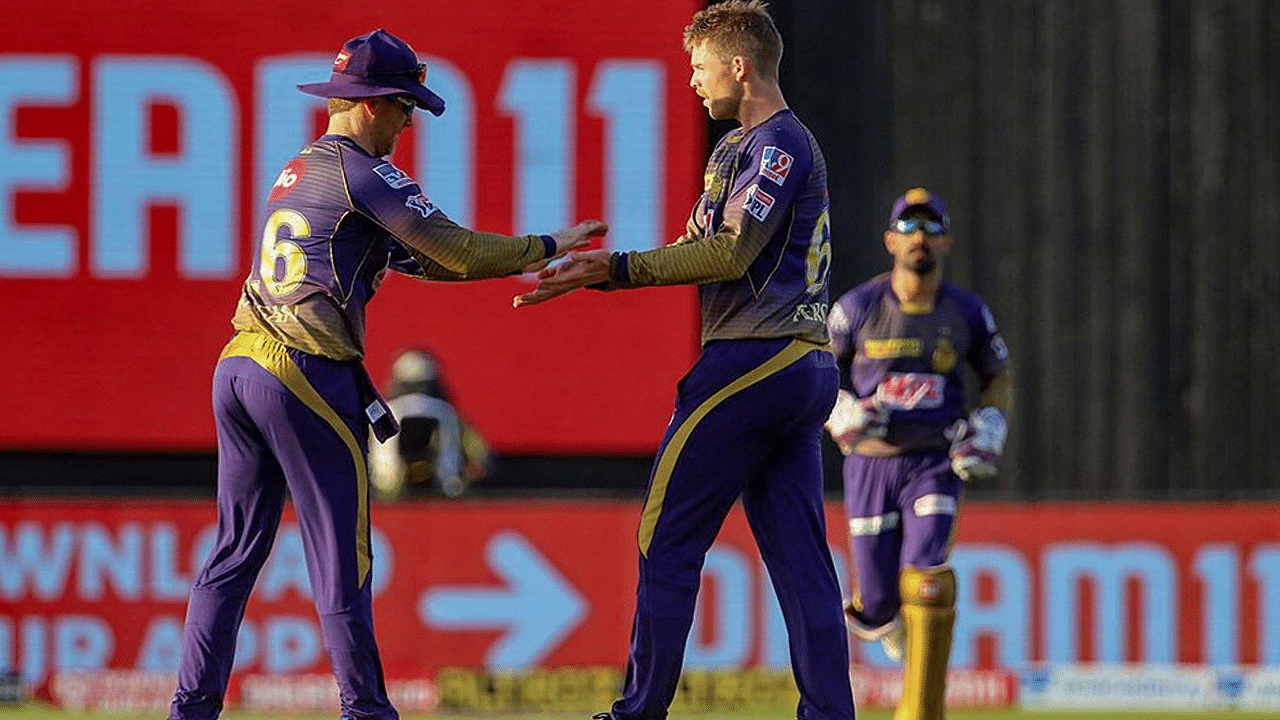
[219,332,373,587]
[865,338,923,359]
[637,339,825,557]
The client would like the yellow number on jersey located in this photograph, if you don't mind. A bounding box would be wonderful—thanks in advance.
[260,209,310,297]
[805,207,832,295]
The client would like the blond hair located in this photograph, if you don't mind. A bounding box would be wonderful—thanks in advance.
[328,98,358,116]
[683,0,783,81]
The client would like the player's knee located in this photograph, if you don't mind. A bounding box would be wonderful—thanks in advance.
[899,564,956,609]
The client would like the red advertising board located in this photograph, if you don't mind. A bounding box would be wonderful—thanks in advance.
[946,502,1280,669]
[0,0,701,453]
[4,499,1279,701]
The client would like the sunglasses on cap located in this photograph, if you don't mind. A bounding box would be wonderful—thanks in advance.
[892,217,946,236]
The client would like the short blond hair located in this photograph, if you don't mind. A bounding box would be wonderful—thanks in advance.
[328,97,358,116]
[683,0,783,81]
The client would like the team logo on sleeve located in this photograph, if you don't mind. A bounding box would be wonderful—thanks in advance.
[991,333,1009,361]
[759,146,794,185]
[980,304,999,333]
[374,162,416,189]
[405,193,438,218]
[744,185,776,222]
[827,302,850,335]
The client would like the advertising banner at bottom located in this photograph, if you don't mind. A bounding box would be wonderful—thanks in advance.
[5,499,1280,712]
[849,667,1017,709]
[1018,664,1280,711]
[45,666,1020,714]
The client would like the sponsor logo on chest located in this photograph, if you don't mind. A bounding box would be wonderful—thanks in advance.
[864,338,922,359]
[876,372,946,410]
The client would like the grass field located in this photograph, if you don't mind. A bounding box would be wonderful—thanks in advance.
[4,707,1280,720]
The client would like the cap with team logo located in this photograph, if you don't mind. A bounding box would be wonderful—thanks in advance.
[889,187,950,231]
[297,28,446,116]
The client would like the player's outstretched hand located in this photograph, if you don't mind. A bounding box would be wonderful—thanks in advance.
[550,220,608,258]
[513,248,612,307]
[521,220,607,274]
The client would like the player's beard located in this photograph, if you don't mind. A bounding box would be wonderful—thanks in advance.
[705,85,743,121]
[707,96,739,120]
[904,248,936,275]
[379,134,400,158]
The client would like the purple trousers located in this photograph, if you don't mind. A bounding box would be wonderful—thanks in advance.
[170,333,395,720]
[842,450,961,627]
[612,338,855,720]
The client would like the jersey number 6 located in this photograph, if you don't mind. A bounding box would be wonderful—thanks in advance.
[804,207,832,295]
[259,209,311,297]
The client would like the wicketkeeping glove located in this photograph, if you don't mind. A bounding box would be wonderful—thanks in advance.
[825,389,889,455]
[946,406,1008,480]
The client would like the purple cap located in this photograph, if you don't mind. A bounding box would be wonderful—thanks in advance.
[889,187,950,231]
[298,29,445,116]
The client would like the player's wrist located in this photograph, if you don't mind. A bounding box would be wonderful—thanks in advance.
[539,234,556,258]
[609,251,631,282]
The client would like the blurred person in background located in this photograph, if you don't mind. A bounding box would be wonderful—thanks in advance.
[168,28,605,720]
[514,3,856,720]
[368,348,492,499]
[825,187,1011,720]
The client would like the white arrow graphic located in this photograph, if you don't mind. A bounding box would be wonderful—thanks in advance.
[418,530,587,668]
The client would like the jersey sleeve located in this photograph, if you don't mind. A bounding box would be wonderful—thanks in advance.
[345,156,549,279]
[615,127,813,286]
[828,288,871,392]
[965,296,1009,384]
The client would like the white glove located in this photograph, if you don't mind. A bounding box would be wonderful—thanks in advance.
[946,406,1008,480]
[825,389,889,455]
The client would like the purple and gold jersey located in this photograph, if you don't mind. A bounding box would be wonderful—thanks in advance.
[613,109,831,345]
[233,135,549,361]
[828,274,1008,450]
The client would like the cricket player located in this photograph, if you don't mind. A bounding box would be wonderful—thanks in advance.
[168,28,604,720]
[825,188,1011,720]
[515,3,856,720]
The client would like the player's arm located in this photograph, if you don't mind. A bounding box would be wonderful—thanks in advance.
[514,134,808,306]
[948,301,1012,479]
[614,147,807,286]
[583,197,710,293]
[971,301,1012,416]
[347,156,600,279]
[392,213,552,280]
[978,372,1013,416]
[823,293,887,453]
[382,232,482,282]
[827,297,856,387]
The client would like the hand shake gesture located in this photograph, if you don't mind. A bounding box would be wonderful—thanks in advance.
[520,220,609,274]
[515,247,614,307]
